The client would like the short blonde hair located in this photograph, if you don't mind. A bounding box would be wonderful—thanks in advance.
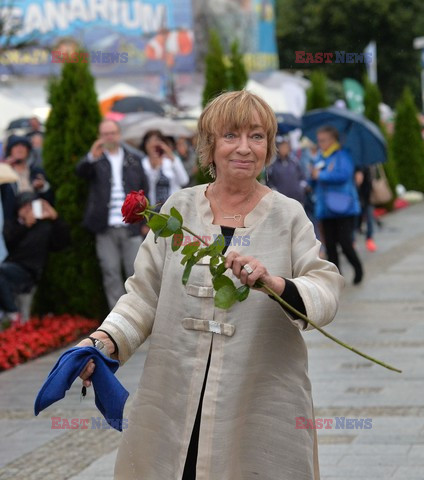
[197,90,277,169]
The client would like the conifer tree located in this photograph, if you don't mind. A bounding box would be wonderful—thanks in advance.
[306,71,330,111]
[35,55,107,318]
[391,87,424,192]
[202,30,229,107]
[363,76,382,126]
[229,39,248,91]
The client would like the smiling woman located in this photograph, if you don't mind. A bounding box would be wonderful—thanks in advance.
[75,90,344,480]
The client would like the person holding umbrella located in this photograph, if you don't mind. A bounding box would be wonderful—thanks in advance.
[311,126,363,284]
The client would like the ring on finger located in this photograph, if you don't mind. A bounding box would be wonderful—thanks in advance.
[243,263,254,275]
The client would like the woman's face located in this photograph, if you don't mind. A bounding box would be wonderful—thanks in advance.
[145,134,163,158]
[213,111,267,181]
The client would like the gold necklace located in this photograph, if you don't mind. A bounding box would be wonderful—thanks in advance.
[211,183,257,222]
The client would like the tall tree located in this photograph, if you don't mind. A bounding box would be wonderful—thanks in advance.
[306,71,330,110]
[391,87,424,192]
[36,55,107,318]
[363,76,382,126]
[229,39,248,91]
[276,0,424,106]
[202,30,229,107]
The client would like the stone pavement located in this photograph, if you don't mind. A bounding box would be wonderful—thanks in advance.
[0,202,423,480]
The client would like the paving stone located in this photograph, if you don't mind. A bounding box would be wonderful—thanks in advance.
[0,202,423,479]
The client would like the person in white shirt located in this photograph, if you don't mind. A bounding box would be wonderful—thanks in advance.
[140,130,189,211]
[76,120,149,309]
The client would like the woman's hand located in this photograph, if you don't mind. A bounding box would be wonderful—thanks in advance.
[225,252,286,295]
[157,141,174,161]
[76,338,96,388]
[76,332,116,387]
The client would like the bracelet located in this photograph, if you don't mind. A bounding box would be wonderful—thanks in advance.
[96,329,118,355]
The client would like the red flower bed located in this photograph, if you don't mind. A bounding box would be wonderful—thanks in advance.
[0,315,99,371]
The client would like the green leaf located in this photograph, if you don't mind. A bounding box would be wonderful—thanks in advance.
[182,258,196,285]
[214,284,238,309]
[167,215,182,233]
[236,285,250,302]
[171,229,183,252]
[170,207,183,225]
[209,255,220,276]
[181,242,200,256]
[210,256,219,268]
[213,274,235,291]
[147,214,168,231]
[215,261,228,276]
[207,235,226,256]
[158,215,182,238]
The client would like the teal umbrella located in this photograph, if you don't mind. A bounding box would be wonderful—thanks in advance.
[302,107,387,166]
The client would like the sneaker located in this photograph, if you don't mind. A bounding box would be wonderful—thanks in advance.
[366,238,377,252]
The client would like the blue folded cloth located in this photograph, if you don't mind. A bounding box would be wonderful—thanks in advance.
[34,346,129,431]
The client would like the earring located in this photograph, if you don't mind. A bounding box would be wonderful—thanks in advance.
[208,162,216,179]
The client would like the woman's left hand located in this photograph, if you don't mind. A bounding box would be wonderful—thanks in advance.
[225,252,286,295]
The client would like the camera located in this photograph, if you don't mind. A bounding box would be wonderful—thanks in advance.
[32,199,43,219]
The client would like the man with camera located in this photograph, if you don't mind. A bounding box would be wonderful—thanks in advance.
[76,120,149,310]
[0,192,70,327]
[1,135,54,221]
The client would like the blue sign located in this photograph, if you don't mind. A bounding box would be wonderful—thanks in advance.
[0,0,195,75]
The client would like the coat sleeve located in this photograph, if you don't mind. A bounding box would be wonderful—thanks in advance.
[75,154,96,179]
[97,230,167,364]
[289,202,345,331]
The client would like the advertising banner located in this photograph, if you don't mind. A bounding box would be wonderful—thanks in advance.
[0,0,195,75]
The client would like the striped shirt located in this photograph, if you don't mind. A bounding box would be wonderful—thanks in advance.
[105,147,126,227]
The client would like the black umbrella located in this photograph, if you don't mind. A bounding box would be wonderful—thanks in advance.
[111,96,165,116]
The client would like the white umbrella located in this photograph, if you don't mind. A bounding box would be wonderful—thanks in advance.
[98,83,144,102]
[0,93,33,133]
[121,115,194,144]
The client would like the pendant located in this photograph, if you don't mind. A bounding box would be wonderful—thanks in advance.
[224,214,242,222]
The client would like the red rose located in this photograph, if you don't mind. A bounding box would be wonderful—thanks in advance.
[122,190,149,224]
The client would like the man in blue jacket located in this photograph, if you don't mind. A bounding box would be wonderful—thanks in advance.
[311,126,363,284]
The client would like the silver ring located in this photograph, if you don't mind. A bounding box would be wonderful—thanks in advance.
[243,263,254,275]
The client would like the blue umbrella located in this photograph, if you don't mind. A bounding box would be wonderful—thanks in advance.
[302,107,387,166]
[275,113,302,134]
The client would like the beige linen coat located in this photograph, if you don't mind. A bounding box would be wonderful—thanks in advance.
[100,184,344,480]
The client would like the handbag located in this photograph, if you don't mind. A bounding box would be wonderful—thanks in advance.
[324,191,353,215]
[370,164,393,206]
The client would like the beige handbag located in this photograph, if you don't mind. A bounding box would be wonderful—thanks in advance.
[370,164,393,205]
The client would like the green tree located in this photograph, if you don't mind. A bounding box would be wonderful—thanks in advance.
[363,76,382,126]
[229,39,248,91]
[391,87,424,192]
[202,30,229,107]
[35,55,106,318]
[276,0,424,106]
[362,77,398,208]
[306,71,330,110]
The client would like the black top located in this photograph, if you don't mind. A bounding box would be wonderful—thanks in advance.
[4,217,70,281]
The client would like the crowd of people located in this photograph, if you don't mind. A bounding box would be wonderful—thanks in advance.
[0,107,379,328]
